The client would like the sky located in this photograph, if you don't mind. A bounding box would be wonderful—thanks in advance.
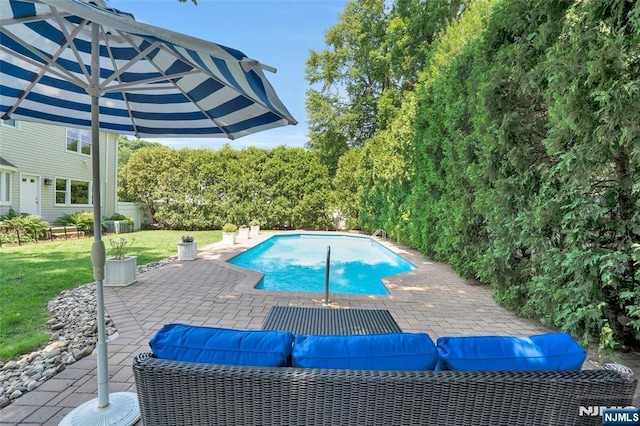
[108,0,346,150]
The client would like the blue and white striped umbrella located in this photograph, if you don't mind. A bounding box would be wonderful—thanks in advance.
[0,0,296,139]
[1,1,296,424]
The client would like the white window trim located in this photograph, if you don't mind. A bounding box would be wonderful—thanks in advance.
[54,177,93,206]
[0,168,13,205]
[66,127,92,157]
[1,119,20,130]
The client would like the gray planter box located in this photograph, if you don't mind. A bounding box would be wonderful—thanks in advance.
[104,220,132,234]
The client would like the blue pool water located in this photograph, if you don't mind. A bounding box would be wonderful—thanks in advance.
[228,234,416,295]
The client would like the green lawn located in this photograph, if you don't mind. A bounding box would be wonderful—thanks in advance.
[0,230,221,361]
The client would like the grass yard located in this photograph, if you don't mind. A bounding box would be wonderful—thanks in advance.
[0,229,221,361]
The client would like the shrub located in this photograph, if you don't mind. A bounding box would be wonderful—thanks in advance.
[108,237,135,259]
[222,223,237,233]
[1,214,49,241]
[56,211,95,233]
[0,208,20,221]
[75,213,95,233]
[21,215,50,240]
[104,213,134,228]
[104,213,128,221]
[0,229,19,245]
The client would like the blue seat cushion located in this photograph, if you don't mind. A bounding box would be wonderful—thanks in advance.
[149,323,293,367]
[436,332,586,371]
[291,333,438,370]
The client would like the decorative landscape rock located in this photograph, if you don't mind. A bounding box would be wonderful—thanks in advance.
[0,255,179,407]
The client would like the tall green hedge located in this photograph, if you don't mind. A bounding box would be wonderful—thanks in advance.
[523,0,640,350]
[120,145,332,231]
[335,0,639,349]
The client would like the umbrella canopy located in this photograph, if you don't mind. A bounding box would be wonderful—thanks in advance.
[1,1,296,424]
[1,0,296,138]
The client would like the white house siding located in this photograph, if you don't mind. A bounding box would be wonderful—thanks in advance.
[0,121,119,225]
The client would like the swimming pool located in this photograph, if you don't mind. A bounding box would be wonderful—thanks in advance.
[228,234,416,295]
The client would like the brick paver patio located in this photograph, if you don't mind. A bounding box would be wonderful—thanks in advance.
[1,231,638,425]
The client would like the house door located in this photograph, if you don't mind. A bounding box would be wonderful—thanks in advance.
[20,174,40,215]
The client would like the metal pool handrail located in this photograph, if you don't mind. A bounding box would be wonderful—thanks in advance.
[323,245,331,306]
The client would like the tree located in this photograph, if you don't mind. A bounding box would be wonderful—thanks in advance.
[307,0,640,351]
[331,147,365,230]
[118,146,180,221]
[305,0,465,175]
[304,91,350,176]
[305,0,389,173]
[530,0,640,348]
[117,136,164,202]
[348,0,495,252]
[117,137,163,170]
[384,0,466,92]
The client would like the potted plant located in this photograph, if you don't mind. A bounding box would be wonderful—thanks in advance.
[249,219,260,238]
[222,223,237,245]
[105,237,137,286]
[238,224,250,240]
[178,234,197,261]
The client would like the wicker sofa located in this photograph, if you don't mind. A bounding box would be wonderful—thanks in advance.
[132,352,637,426]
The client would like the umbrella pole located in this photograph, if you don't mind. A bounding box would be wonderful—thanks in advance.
[89,18,110,410]
[59,23,139,426]
[91,69,109,411]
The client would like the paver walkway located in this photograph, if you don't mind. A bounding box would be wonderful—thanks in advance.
[1,231,638,425]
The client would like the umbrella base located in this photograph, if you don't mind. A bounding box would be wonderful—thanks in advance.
[59,392,140,426]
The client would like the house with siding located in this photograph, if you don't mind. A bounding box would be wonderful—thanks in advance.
[0,119,119,225]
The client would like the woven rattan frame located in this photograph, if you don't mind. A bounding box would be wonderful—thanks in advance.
[132,352,636,426]
[262,306,402,335]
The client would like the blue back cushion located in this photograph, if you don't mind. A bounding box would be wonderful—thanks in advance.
[149,323,293,367]
[292,333,438,370]
[436,332,586,371]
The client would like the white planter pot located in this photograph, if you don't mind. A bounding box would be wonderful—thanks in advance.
[238,227,250,240]
[222,232,236,245]
[178,242,197,260]
[105,256,137,287]
[250,225,260,238]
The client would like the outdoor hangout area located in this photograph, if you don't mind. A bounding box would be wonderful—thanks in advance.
[1,0,639,424]
[1,232,638,425]
[134,309,633,425]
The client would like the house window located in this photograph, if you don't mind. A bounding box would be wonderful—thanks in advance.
[0,170,11,205]
[1,119,20,129]
[55,178,91,205]
[66,128,92,156]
